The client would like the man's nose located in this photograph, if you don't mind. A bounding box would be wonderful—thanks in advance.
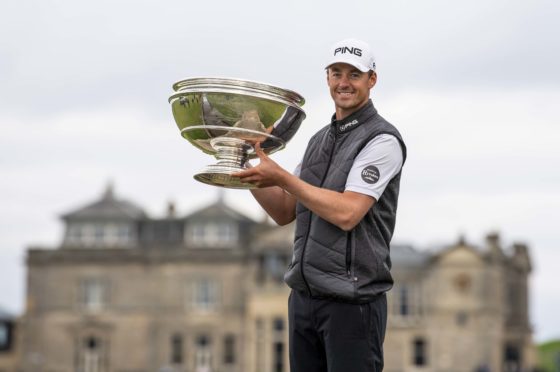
[339,75,350,86]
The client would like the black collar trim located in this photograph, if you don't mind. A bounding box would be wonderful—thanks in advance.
[331,100,377,135]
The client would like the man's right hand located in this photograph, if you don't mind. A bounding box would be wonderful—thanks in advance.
[233,142,291,189]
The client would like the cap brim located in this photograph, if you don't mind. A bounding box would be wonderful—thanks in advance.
[325,58,370,73]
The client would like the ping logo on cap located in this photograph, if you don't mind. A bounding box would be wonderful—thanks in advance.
[334,46,363,57]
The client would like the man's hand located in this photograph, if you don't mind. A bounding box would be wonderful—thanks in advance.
[232,143,297,225]
[233,142,289,188]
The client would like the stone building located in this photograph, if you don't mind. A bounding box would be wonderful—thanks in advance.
[0,307,19,372]
[14,185,535,372]
[385,235,535,372]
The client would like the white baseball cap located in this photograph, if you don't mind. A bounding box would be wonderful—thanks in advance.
[325,38,376,73]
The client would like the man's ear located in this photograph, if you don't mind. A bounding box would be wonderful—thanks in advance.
[369,72,377,89]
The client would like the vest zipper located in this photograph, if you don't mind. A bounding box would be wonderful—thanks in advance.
[300,128,338,297]
[346,231,352,278]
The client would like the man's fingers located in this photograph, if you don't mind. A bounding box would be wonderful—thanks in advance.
[237,175,260,187]
[254,142,266,160]
[231,169,254,178]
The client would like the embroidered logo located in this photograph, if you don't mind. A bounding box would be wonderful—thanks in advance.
[361,165,380,184]
[334,46,363,57]
[339,119,359,133]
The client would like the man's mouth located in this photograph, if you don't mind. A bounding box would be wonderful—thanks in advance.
[337,91,354,97]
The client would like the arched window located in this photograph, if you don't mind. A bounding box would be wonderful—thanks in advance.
[77,336,106,372]
[195,335,212,372]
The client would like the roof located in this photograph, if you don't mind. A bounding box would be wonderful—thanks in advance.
[0,306,14,320]
[252,223,295,250]
[391,244,431,268]
[185,198,254,223]
[61,183,146,221]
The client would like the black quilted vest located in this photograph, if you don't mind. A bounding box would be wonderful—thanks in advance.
[284,100,407,303]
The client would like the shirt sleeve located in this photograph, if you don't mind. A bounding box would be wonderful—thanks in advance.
[293,161,302,177]
[345,134,403,200]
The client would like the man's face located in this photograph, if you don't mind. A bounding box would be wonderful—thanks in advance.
[327,63,377,120]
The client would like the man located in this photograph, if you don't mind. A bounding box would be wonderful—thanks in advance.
[234,38,407,372]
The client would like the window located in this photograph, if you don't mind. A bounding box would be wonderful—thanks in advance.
[0,322,10,351]
[66,223,83,244]
[265,253,288,283]
[273,318,284,332]
[216,223,236,243]
[94,224,104,244]
[456,311,468,326]
[256,255,266,283]
[195,335,212,372]
[399,286,409,316]
[413,338,427,366]
[257,253,289,285]
[187,222,238,247]
[273,317,285,372]
[255,318,265,372]
[117,224,131,242]
[192,279,219,312]
[273,342,284,372]
[391,283,423,318]
[66,223,133,247]
[504,343,521,371]
[191,224,206,242]
[223,334,235,364]
[77,336,106,372]
[81,279,107,312]
[171,334,183,365]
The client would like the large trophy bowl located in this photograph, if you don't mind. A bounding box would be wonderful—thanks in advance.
[169,77,306,188]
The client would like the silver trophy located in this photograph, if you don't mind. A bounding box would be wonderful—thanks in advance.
[169,77,306,188]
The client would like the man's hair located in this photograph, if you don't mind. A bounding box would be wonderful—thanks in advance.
[325,68,376,77]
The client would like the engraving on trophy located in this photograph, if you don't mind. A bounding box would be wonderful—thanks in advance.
[169,78,306,189]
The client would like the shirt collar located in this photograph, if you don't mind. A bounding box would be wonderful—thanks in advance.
[330,100,377,135]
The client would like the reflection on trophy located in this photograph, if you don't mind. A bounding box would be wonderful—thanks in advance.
[169,77,306,188]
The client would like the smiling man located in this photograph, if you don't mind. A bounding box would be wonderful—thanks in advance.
[234,38,407,372]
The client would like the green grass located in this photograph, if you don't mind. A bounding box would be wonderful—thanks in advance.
[537,340,560,372]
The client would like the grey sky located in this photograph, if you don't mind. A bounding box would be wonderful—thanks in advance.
[1,0,559,342]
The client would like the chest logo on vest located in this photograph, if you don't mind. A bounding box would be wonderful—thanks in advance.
[361,165,380,184]
[338,119,359,133]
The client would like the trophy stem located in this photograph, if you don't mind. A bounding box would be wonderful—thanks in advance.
[212,137,253,168]
[193,137,256,189]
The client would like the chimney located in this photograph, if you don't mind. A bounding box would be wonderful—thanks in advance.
[512,242,531,272]
[486,232,500,248]
[103,181,115,200]
[167,201,176,218]
[485,231,504,260]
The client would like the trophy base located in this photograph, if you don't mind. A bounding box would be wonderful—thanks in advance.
[194,165,256,189]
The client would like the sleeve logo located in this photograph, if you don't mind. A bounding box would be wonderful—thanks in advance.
[361,165,380,184]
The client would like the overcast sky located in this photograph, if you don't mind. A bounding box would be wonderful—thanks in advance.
[1,0,559,342]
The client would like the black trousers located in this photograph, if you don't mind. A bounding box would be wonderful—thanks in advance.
[288,289,387,372]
